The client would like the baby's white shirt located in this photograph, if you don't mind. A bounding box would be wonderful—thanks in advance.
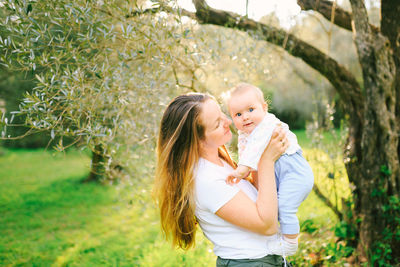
[238,113,301,171]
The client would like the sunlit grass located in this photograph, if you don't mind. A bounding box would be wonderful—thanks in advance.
[0,131,349,266]
[0,148,215,266]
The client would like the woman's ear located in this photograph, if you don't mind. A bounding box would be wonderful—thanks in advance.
[198,139,206,155]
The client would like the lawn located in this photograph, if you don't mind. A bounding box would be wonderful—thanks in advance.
[0,131,348,266]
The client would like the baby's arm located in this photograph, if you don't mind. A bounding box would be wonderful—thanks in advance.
[226,165,250,185]
[239,121,278,171]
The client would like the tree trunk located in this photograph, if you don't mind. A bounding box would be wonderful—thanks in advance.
[85,144,108,182]
[348,0,400,260]
[381,0,400,175]
[379,0,400,259]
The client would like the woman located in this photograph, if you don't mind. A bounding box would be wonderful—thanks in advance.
[154,93,291,266]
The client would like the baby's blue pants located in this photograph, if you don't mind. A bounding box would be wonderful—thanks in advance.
[274,150,314,235]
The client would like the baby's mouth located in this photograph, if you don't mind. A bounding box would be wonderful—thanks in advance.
[243,122,253,127]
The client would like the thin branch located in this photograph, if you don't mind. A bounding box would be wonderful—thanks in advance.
[172,67,198,92]
[126,5,196,20]
[313,183,343,220]
[0,127,40,140]
[291,65,318,88]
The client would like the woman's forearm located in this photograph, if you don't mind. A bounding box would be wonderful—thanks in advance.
[255,160,278,235]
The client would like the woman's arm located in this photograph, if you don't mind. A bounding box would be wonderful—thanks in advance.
[216,127,288,235]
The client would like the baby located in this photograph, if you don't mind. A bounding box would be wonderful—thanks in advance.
[226,83,314,256]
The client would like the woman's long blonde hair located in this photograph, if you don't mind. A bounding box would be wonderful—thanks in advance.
[153,93,235,249]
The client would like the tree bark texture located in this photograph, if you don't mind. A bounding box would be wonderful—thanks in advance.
[381,0,400,170]
[190,0,400,262]
[349,0,400,258]
[86,144,107,182]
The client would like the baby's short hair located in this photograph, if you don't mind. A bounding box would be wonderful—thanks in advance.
[226,82,265,106]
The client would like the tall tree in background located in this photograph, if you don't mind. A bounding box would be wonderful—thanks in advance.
[171,0,399,263]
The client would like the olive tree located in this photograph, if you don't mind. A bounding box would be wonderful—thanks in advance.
[0,0,203,181]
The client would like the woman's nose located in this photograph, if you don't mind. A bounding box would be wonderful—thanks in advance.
[223,116,232,126]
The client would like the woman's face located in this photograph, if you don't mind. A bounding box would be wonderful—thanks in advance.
[200,99,232,150]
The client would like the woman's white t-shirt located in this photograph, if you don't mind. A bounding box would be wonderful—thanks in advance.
[194,158,276,259]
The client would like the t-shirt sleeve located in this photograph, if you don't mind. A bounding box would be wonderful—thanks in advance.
[196,175,240,213]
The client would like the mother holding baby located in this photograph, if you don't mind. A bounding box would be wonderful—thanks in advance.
[154,83,313,266]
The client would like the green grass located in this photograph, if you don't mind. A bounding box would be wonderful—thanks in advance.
[0,148,216,266]
[292,128,343,149]
[292,129,311,148]
[0,131,349,266]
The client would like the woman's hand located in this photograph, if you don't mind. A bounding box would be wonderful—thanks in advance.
[259,126,289,166]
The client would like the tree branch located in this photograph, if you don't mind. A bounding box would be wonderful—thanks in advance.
[313,183,343,220]
[192,0,364,123]
[297,0,352,31]
[297,0,378,32]
[172,67,198,92]
[126,5,197,20]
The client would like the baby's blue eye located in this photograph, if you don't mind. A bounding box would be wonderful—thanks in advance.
[236,113,241,117]
[249,108,254,112]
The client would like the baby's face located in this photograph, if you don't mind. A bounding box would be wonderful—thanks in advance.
[228,90,266,134]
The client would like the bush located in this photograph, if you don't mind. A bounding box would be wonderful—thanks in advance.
[273,108,307,130]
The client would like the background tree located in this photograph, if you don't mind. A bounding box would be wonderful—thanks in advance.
[0,0,205,181]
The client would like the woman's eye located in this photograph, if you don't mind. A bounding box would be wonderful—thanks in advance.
[249,108,254,112]
[216,119,222,128]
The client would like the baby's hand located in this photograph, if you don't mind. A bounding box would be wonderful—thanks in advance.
[226,165,250,185]
[226,173,242,185]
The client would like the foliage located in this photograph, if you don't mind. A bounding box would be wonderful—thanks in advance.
[305,103,400,266]
[306,101,351,213]
[0,71,51,148]
[0,0,201,179]
[0,0,299,177]
[183,24,276,98]
[368,166,400,266]
[302,98,361,264]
